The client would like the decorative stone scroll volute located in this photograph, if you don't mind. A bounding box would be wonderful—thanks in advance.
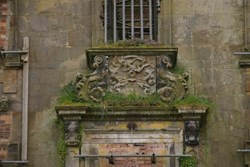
[75,48,188,102]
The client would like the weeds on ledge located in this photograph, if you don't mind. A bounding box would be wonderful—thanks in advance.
[94,39,168,48]
[57,82,213,110]
[173,95,214,110]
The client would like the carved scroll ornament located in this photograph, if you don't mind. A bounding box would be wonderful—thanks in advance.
[76,54,188,103]
[157,56,189,102]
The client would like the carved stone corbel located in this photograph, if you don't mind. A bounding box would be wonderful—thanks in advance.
[56,109,86,147]
[64,120,80,146]
[0,96,10,112]
[184,121,200,146]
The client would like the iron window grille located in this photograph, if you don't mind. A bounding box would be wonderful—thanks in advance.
[102,0,159,43]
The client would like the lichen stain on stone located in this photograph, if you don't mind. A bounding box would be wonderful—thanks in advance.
[140,122,171,129]
[102,122,173,130]
[105,122,127,130]
[60,56,84,71]
[36,0,56,14]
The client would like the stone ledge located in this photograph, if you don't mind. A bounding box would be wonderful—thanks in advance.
[86,47,178,70]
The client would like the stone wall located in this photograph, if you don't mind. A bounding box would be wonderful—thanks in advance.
[17,0,92,166]
[7,0,250,167]
[170,0,250,166]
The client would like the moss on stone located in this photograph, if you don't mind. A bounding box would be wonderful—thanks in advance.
[94,39,168,48]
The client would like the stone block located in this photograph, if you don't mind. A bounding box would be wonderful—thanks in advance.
[193,0,213,15]
[30,16,47,32]
[191,14,211,31]
[193,46,213,60]
[223,0,243,14]
[158,16,171,45]
[47,16,65,30]
[172,0,193,15]
[192,29,212,45]
[18,16,29,33]
[68,29,92,47]
[3,69,17,93]
[176,46,194,60]
[245,69,250,92]
[43,32,68,48]
[35,0,56,15]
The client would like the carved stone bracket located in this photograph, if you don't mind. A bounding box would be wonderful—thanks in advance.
[56,108,87,147]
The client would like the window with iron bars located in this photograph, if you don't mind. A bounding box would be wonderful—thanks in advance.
[102,0,159,43]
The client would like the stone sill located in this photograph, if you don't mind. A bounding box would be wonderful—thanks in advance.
[234,52,250,67]
[239,60,250,67]
[86,47,178,70]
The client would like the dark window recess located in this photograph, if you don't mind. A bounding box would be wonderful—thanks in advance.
[7,143,20,160]
[102,0,159,42]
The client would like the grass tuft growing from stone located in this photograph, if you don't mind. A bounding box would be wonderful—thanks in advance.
[94,39,168,48]
[173,95,214,110]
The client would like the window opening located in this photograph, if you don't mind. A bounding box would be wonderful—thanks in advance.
[103,0,159,43]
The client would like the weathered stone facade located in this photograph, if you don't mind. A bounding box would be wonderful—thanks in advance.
[0,0,250,167]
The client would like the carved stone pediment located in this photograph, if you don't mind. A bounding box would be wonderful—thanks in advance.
[56,47,209,148]
[76,48,188,103]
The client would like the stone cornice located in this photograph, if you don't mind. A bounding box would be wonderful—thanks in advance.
[55,105,207,121]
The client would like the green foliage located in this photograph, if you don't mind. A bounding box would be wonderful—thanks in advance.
[55,119,67,167]
[95,39,167,48]
[57,139,67,167]
[173,95,214,109]
[179,157,198,167]
[103,92,166,107]
[171,65,186,74]
[57,81,83,105]
[57,81,214,111]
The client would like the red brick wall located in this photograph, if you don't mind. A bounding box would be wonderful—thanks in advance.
[0,0,8,49]
[0,113,12,159]
[99,143,166,167]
